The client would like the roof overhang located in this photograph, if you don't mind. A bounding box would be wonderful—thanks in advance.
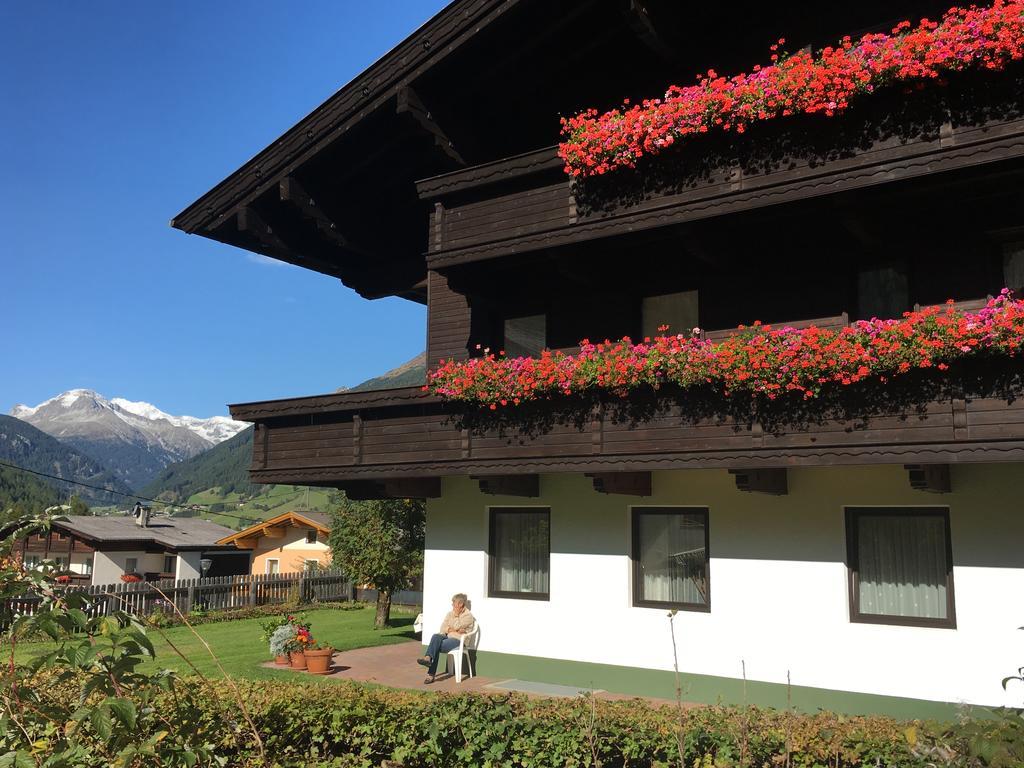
[171,0,520,304]
[216,510,331,547]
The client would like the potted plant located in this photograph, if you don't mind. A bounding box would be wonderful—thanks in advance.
[120,572,142,583]
[262,616,295,664]
[288,622,313,670]
[304,641,334,675]
[269,624,297,666]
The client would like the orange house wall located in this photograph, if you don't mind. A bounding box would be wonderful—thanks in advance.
[248,528,332,575]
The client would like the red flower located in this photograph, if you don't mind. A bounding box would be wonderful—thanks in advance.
[559,2,1024,177]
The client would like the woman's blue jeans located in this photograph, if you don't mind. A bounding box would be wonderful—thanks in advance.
[425,633,460,675]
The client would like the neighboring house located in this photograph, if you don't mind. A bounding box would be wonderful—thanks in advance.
[16,514,249,585]
[216,511,332,575]
[173,2,1024,717]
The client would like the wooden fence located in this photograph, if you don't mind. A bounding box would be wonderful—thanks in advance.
[4,569,353,623]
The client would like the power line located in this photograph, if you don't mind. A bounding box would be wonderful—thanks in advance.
[0,459,329,525]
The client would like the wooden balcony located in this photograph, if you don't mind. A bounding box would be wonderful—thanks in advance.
[232,371,1024,495]
[418,89,1024,270]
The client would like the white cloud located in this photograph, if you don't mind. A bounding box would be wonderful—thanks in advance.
[246,253,290,267]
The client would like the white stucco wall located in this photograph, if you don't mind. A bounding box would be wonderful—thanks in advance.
[176,551,203,581]
[91,550,166,586]
[68,552,94,577]
[424,464,1024,707]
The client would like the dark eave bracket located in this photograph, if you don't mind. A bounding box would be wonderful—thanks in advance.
[730,468,788,495]
[905,464,952,493]
[396,85,465,166]
[473,474,539,497]
[343,478,442,500]
[278,176,373,259]
[586,472,652,496]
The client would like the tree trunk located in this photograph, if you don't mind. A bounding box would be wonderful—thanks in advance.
[374,589,392,629]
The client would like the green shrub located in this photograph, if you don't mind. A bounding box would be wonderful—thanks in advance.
[7,669,1023,767]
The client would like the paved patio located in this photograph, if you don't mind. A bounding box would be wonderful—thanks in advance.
[267,639,676,703]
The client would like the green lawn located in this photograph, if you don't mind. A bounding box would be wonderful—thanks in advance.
[11,605,418,684]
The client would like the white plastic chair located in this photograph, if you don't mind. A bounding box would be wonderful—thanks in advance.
[413,613,423,634]
[445,623,479,683]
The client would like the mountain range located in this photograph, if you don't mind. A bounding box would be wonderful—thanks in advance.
[10,390,247,490]
[4,354,423,519]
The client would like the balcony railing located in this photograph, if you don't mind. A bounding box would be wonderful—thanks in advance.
[232,359,1024,495]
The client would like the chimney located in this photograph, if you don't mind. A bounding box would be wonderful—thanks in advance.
[133,502,150,527]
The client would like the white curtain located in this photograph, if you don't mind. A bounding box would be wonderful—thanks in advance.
[857,514,948,619]
[495,511,549,594]
[639,513,707,605]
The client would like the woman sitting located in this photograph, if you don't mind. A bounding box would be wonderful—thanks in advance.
[417,592,475,684]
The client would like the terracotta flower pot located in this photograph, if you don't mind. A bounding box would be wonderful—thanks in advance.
[274,654,290,666]
[304,648,334,675]
[289,650,307,670]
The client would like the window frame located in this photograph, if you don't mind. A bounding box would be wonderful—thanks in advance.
[163,555,176,575]
[631,506,711,612]
[487,506,551,601]
[845,506,957,629]
[305,529,318,545]
[124,557,138,574]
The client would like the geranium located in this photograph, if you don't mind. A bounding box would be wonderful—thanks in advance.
[120,573,143,583]
[427,290,1024,406]
[559,1,1024,177]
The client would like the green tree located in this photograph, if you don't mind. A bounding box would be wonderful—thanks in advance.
[68,493,91,516]
[329,495,424,628]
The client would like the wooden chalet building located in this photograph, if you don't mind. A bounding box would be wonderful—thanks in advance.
[174,1,1024,716]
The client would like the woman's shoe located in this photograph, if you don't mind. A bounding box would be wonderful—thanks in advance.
[416,655,431,667]
[424,675,435,685]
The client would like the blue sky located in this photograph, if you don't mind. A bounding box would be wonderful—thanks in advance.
[1,1,447,418]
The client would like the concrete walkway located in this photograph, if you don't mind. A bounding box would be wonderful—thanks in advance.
[267,640,678,704]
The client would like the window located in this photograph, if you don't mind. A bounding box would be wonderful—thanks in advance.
[305,529,318,544]
[163,555,176,574]
[488,508,550,600]
[266,558,280,575]
[632,507,710,611]
[503,314,546,358]
[83,557,93,575]
[1004,241,1024,295]
[857,264,908,320]
[124,557,138,574]
[642,290,699,339]
[845,507,955,628]
[51,556,68,570]
[304,559,320,573]
[24,555,40,569]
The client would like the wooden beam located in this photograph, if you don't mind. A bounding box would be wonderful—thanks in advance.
[396,85,465,165]
[623,0,676,61]
[905,464,951,493]
[586,472,651,496]
[279,177,374,259]
[343,478,442,500]
[473,474,539,497]
[729,468,788,495]
[234,207,345,277]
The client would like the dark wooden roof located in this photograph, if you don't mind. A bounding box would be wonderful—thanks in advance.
[171,0,518,303]
[172,0,952,303]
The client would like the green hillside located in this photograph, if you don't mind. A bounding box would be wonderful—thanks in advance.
[0,462,60,514]
[141,426,256,501]
[345,352,426,392]
[0,415,131,505]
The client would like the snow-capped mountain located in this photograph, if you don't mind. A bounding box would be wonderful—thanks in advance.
[10,390,248,490]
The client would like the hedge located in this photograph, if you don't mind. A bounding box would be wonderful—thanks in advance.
[7,671,1023,767]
